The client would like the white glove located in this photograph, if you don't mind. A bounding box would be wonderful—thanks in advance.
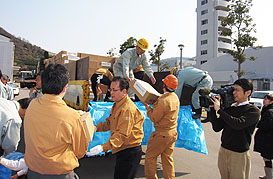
[86,145,103,156]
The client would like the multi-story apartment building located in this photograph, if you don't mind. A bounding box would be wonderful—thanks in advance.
[195,0,232,67]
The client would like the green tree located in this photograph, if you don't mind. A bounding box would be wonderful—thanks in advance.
[148,37,167,72]
[221,0,261,79]
[119,37,137,55]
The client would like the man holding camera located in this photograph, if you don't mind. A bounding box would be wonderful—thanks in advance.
[209,78,260,179]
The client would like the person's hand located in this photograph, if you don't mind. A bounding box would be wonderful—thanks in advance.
[150,76,156,84]
[10,174,19,179]
[86,145,103,156]
[210,95,221,112]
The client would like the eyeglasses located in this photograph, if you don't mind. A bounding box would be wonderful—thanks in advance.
[110,88,121,92]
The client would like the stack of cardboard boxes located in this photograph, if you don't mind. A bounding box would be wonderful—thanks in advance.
[44,51,117,97]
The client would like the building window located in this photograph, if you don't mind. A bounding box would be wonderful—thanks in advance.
[201,0,208,5]
[201,50,207,55]
[201,29,208,35]
[201,19,208,25]
[201,60,207,64]
[201,9,208,15]
[201,40,208,45]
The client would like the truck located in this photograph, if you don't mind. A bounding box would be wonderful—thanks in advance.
[19,70,36,88]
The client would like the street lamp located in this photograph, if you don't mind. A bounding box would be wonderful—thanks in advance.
[178,44,184,69]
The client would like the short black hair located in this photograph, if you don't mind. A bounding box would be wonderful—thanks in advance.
[0,69,2,78]
[18,98,32,109]
[42,63,69,95]
[111,77,129,91]
[233,78,253,94]
[264,94,273,101]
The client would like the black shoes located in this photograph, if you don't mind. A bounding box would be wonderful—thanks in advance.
[192,108,202,119]
[201,118,210,123]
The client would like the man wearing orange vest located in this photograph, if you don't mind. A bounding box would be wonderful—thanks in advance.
[141,74,180,179]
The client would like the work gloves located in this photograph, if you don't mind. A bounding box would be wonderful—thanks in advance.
[86,145,103,156]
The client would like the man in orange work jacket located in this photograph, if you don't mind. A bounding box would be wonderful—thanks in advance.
[24,64,89,178]
[141,74,180,179]
[88,76,144,179]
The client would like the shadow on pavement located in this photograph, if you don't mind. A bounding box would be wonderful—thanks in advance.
[75,153,189,179]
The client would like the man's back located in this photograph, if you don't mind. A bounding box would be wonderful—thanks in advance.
[24,94,89,175]
[0,98,21,155]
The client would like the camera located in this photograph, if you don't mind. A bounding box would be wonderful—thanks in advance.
[199,84,235,109]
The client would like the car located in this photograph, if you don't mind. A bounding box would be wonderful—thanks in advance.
[7,82,20,97]
[249,90,273,109]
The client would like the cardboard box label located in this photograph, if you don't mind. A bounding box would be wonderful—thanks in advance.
[130,79,161,104]
[101,62,111,67]
[133,80,146,97]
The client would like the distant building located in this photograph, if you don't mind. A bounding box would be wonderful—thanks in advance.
[196,0,232,67]
[151,57,196,72]
[0,34,15,81]
[199,46,273,90]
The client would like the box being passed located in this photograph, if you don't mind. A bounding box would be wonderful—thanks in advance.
[81,112,95,142]
[130,79,161,104]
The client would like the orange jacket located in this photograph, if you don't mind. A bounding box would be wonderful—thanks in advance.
[96,95,144,154]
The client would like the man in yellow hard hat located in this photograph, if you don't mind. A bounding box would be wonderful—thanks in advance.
[113,38,156,100]
[141,74,180,179]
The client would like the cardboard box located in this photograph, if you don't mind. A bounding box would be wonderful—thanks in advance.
[81,112,95,142]
[64,61,77,80]
[76,55,117,80]
[130,79,161,104]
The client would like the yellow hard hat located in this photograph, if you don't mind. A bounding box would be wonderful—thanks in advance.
[137,38,149,51]
[170,67,178,75]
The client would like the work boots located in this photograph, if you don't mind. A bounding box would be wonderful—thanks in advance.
[192,108,202,119]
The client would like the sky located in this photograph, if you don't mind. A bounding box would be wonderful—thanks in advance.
[1,0,272,59]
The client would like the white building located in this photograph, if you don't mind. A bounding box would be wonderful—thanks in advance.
[200,47,273,90]
[0,34,15,81]
[196,0,232,67]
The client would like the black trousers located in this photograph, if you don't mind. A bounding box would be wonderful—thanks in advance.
[114,145,142,179]
[91,73,111,101]
[133,71,145,102]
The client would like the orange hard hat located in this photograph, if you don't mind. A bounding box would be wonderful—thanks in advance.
[162,74,178,90]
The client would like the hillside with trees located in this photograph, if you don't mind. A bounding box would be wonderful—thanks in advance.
[0,26,46,71]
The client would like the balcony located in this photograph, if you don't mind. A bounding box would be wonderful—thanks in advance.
[215,0,230,11]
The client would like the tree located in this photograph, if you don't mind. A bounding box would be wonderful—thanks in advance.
[148,37,167,72]
[221,0,261,79]
[106,48,117,57]
[119,37,137,55]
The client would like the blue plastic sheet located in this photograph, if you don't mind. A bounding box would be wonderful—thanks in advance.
[0,152,24,179]
[88,101,208,155]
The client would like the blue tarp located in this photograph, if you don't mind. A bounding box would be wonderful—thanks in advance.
[88,101,208,155]
[0,152,24,179]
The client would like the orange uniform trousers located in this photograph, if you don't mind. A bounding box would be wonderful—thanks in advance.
[145,131,177,179]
